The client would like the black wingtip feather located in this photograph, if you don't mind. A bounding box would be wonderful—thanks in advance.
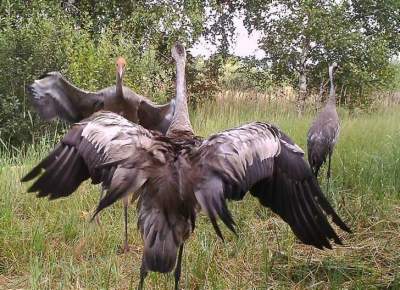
[21,144,63,182]
[217,197,237,236]
[93,185,130,219]
[309,178,352,234]
[21,166,42,182]
[211,218,224,241]
[297,181,342,248]
[250,136,351,250]
[37,71,51,80]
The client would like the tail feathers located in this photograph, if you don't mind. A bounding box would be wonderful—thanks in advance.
[143,230,179,273]
[140,210,183,273]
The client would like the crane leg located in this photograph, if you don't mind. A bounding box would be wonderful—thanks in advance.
[326,150,332,193]
[122,196,130,253]
[174,244,184,290]
[138,260,148,290]
[95,187,105,225]
[314,166,320,178]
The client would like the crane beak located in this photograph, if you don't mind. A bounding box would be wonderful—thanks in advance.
[117,65,124,79]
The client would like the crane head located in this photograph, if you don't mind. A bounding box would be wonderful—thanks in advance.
[115,57,127,80]
[329,62,339,79]
[171,42,186,64]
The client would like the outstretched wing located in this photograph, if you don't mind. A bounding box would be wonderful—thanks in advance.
[21,111,153,215]
[137,98,175,135]
[28,72,175,134]
[192,122,350,249]
[28,72,107,123]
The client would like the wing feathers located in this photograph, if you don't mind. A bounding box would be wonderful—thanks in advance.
[22,112,153,215]
[28,72,175,134]
[193,122,350,249]
[306,178,351,233]
[28,72,92,122]
[251,138,350,249]
[92,167,148,219]
[32,146,73,196]
[21,144,63,182]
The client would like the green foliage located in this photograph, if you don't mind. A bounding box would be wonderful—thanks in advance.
[186,54,223,108]
[0,0,209,146]
[0,1,71,145]
[240,0,400,105]
[388,62,400,91]
[220,56,273,91]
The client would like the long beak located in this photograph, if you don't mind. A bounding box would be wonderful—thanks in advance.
[117,65,124,79]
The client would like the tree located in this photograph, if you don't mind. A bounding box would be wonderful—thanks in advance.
[241,0,400,111]
[0,0,209,146]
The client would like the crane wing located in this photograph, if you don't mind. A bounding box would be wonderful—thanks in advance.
[137,99,175,134]
[28,72,175,134]
[192,122,350,249]
[28,72,107,123]
[21,111,153,215]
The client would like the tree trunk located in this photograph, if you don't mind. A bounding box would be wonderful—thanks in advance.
[297,66,307,116]
[296,42,309,116]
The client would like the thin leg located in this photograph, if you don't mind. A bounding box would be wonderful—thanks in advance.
[95,187,105,225]
[138,261,148,290]
[123,196,130,253]
[326,150,332,193]
[174,244,184,290]
[314,166,320,178]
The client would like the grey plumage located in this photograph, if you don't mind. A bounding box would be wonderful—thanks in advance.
[307,63,340,190]
[28,57,176,253]
[22,46,350,289]
[27,60,175,134]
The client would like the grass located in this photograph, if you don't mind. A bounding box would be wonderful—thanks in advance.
[1,95,400,289]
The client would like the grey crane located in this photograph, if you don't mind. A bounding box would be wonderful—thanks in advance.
[307,62,339,192]
[28,57,177,253]
[22,44,350,290]
[27,58,175,134]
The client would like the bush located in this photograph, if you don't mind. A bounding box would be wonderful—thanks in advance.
[0,2,178,146]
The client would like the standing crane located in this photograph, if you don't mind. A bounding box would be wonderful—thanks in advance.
[22,45,350,290]
[28,57,176,253]
[307,62,339,192]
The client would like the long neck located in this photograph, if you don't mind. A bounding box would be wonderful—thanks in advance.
[116,73,123,97]
[327,64,336,105]
[166,58,193,137]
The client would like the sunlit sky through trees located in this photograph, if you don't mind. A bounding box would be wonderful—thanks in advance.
[190,15,265,59]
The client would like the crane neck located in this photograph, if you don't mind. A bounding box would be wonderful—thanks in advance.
[116,73,123,97]
[166,44,193,137]
[327,63,337,106]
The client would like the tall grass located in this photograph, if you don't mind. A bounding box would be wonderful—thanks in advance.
[1,95,400,289]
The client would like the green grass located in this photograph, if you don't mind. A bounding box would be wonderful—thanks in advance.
[1,98,400,289]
